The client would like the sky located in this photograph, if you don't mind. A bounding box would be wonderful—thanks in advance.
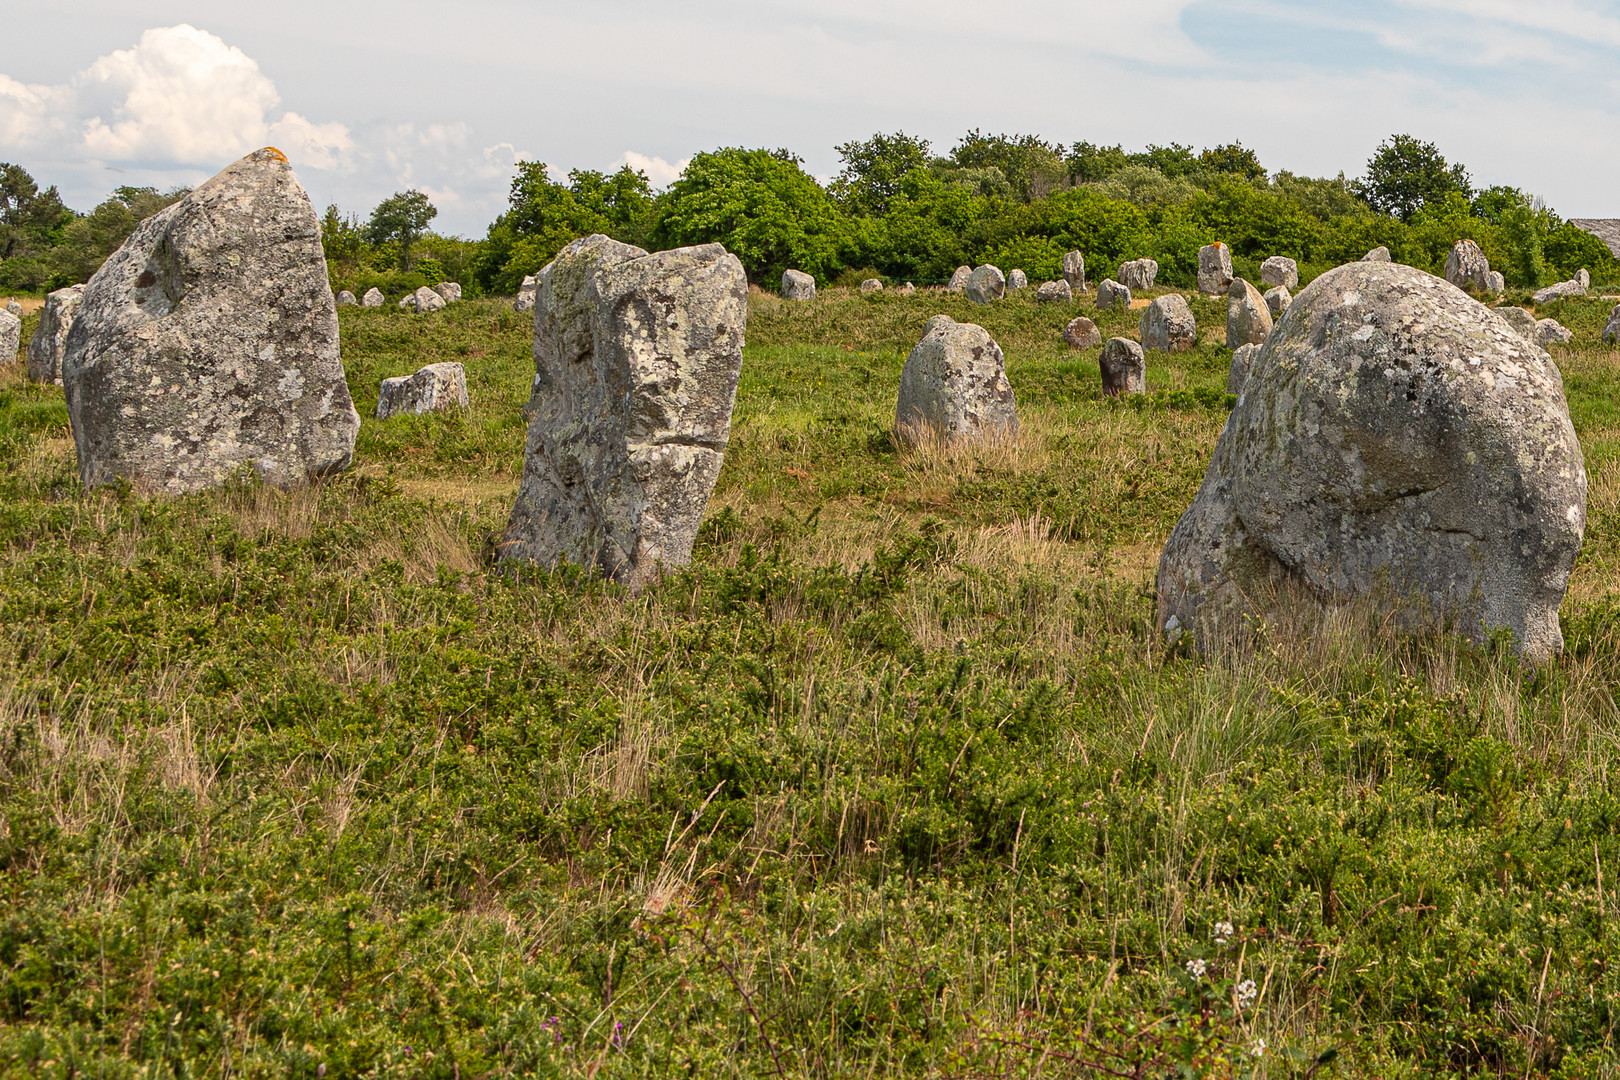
[3,0,1619,236]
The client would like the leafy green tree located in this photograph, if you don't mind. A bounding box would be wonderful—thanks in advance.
[1087,166,1200,209]
[831,132,932,217]
[949,131,1067,201]
[1066,142,1130,184]
[0,163,72,260]
[41,185,189,289]
[1128,143,1199,179]
[365,190,437,270]
[651,148,845,283]
[1270,171,1366,221]
[845,168,986,281]
[1354,135,1472,223]
[321,204,368,280]
[1543,222,1618,283]
[1199,142,1266,181]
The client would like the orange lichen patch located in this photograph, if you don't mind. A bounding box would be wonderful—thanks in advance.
[259,147,289,163]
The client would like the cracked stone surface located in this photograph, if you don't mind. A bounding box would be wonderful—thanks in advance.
[0,310,19,366]
[1158,260,1585,660]
[781,269,815,300]
[1140,294,1196,353]
[1099,337,1145,396]
[502,234,746,589]
[61,148,359,494]
[1226,279,1272,348]
[1062,250,1086,292]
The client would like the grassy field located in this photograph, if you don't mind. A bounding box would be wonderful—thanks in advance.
[4,283,1620,1078]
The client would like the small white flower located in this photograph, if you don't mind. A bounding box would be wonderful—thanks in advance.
[1213,920,1234,945]
[1185,958,1207,979]
[1250,1037,1266,1058]
[1236,979,1258,1009]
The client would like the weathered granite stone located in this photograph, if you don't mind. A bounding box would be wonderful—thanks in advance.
[0,310,20,364]
[1198,242,1234,295]
[1489,271,1505,294]
[1497,306,1539,341]
[1226,279,1272,348]
[5,299,20,315]
[894,315,1017,443]
[947,266,972,291]
[1063,316,1102,348]
[1099,337,1146,396]
[1062,250,1086,292]
[897,282,916,295]
[1156,260,1585,660]
[1119,258,1159,291]
[781,269,816,300]
[433,282,462,303]
[398,294,416,310]
[860,278,883,293]
[1604,304,1620,345]
[1139,294,1197,353]
[1579,269,1591,289]
[515,276,537,312]
[1261,256,1299,289]
[413,285,447,312]
[965,265,1006,305]
[1534,276,1588,304]
[1444,239,1494,294]
[1096,279,1131,310]
[503,235,746,589]
[1037,280,1072,303]
[376,361,469,418]
[336,289,358,306]
[1363,246,1392,262]
[27,284,84,384]
[1227,343,1260,396]
[1537,318,1574,346]
[61,148,359,494]
[361,287,384,307]
[1008,269,1028,291]
[1264,285,1291,318]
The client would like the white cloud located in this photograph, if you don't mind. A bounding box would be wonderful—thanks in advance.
[267,112,353,172]
[0,74,52,145]
[616,151,689,187]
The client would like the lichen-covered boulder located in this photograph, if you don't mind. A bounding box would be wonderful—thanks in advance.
[1444,239,1495,294]
[1157,260,1585,660]
[965,265,1006,305]
[61,148,359,494]
[1008,269,1028,291]
[377,361,468,418]
[1099,338,1146,396]
[515,276,537,312]
[1226,343,1260,395]
[336,289,357,306]
[947,266,971,291]
[433,282,462,303]
[0,310,20,364]
[1264,285,1291,318]
[1497,306,1539,341]
[503,235,746,589]
[1119,258,1158,291]
[1363,246,1392,262]
[4,300,18,316]
[27,284,84,384]
[1226,279,1272,348]
[1489,271,1506,294]
[782,269,815,300]
[361,287,384,307]
[1139,294,1196,353]
[1062,251,1086,292]
[895,315,1017,443]
[1537,318,1573,346]
[1534,276,1587,304]
[1063,316,1101,348]
[1261,256,1299,289]
[1036,280,1072,303]
[860,278,884,293]
[402,286,446,313]
[1198,242,1234,295]
[1096,279,1131,310]
[897,282,916,295]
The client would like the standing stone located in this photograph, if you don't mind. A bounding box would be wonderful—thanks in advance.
[336,290,358,306]
[433,282,463,303]
[1119,258,1159,291]
[1534,276,1589,304]
[376,361,469,419]
[1489,271,1505,294]
[1264,285,1291,318]
[61,148,359,494]
[1226,279,1273,348]
[897,282,916,295]
[1260,256,1299,289]
[1037,280,1072,303]
[6,299,21,315]
[894,315,1017,443]
[1497,306,1539,341]
[1604,304,1620,345]
[1062,250,1086,292]
[1139,294,1197,353]
[948,266,972,291]
[1227,343,1261,396]
[860,278,884,293]
[1008,269,1028,291]
[1536,318,1574,346]
[413,285,447,312]
[361,287,384,307]
[1444,239,1494,294]
[26,284,84,384]
[503,235,746,589]
[515,276,537,312]
[1156,260,1585,661]
[1096,279,1131,310]
[965,265,1006,305]
[1197,243,1234,295]
[1363,246,1392,262]
[1099,337,1146,396]
[0,310,20,364]
[1579,269,1591,289]
[781,269,816,300]
[398,294,417,310]
[1063,317,1102,348]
